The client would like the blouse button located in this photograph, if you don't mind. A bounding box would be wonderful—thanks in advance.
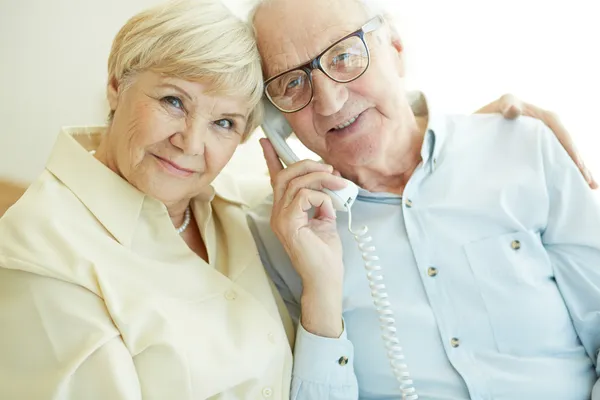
[224,290,237,301]
[262,387,273,398]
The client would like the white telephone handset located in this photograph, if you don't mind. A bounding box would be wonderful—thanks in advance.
[261,99,418,399]
[261,100,359,212]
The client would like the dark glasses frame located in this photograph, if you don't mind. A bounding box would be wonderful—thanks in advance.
[264,15,385,113]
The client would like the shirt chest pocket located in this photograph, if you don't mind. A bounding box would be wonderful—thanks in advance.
[464,231,577,356]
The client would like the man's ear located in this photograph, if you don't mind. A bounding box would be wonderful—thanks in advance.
[387,23,406,77]
[107,76,120,112]
[389,23,404,55]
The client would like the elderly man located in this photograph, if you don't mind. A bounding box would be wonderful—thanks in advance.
[247,0,600,399]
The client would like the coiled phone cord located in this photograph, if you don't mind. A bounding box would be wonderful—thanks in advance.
[347,207,419,400]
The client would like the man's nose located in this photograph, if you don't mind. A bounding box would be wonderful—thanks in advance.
[311,70,348,116]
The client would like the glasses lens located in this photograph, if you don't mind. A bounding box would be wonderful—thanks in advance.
[266,69,312,112]
[321,35,369,82]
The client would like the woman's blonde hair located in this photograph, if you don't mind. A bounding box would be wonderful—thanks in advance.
[107,0,264,140]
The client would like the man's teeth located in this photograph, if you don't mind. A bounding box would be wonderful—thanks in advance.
[333,115,358,130]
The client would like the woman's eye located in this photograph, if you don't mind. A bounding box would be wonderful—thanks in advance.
[162,96,184,110]
[215,119,234,130]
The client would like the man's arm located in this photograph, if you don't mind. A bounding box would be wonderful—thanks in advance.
[247,206,359,400]
[537,122,600,397]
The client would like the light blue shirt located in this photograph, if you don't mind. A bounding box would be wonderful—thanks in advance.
[248,114,600,399]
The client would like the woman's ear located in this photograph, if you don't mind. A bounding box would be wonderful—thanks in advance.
[107,76,120,112]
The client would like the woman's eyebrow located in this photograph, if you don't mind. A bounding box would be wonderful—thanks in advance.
[157,83,194,102]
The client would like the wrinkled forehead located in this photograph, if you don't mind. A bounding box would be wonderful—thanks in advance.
[254,0,368,79]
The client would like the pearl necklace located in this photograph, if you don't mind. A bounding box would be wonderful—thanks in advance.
[176,206,192,234]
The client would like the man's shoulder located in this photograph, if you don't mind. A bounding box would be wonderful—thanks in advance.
[444,113,546,136]
[438,114,552,157]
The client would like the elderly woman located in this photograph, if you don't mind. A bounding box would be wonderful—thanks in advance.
[0,1,292,399]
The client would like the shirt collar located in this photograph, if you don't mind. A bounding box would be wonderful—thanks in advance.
[46,127,147,247]
[413,92,446,170]
[45,127,247,247]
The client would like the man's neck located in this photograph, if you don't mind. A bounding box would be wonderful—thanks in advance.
[346,115,429,195]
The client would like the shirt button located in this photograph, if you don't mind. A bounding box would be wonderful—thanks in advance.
[267,332,275,343]
[262,387,273,398]
[511,240,521,250]
[224,290,237,301]
[405,199,413,208]
[450,337,460,348]
[338,356,349,366]
[427,267,438,277]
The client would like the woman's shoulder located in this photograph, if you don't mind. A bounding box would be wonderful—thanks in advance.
[2,171,76,229]
[0,170,99,282]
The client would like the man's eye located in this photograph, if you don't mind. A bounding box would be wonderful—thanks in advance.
[162,96,184,110]
[287,77,303,89]
[332,53,352,65]
[215,119,234,130]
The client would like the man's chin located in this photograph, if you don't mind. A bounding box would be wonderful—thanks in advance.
[325,147,380,172]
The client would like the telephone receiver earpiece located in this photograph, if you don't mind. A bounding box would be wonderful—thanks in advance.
[261,99,358,211]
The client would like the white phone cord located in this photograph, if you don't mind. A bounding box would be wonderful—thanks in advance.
[347,207,419,400]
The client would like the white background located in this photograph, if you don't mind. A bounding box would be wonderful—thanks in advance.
[0,0,598,183]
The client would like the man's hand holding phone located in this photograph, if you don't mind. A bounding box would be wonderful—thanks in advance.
[260,138,347,338]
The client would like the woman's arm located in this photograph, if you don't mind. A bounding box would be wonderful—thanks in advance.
[0,267,142,400]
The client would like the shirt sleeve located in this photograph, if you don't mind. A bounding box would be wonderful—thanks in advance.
[538,122,600,390]
[0,266,142,400]
[291,320,359,399]
[247,209,359,399]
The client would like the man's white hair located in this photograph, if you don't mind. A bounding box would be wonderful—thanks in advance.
[356,0,392,19]
[249,0,394,24]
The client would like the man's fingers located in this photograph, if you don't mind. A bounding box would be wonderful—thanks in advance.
[271,159,334,203]
[287,188,336,221]
[282,173,348,209]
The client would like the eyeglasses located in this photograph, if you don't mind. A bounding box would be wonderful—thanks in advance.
[264,15,385,113]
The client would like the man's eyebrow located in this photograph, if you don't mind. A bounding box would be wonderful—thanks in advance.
[267,24,362,79]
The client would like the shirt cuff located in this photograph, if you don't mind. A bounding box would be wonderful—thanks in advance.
[292,319,356,385]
